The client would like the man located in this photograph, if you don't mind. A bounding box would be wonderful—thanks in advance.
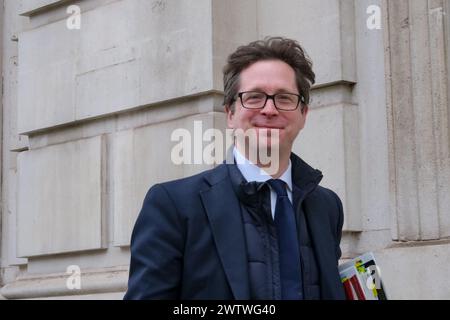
[124,37,346,300]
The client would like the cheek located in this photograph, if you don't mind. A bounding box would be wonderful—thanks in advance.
[287,114,303,129]
[297,118,305,130]
[230,111,253,128]
[295,111,307,128]
[285,117,305,139]
[227,109,240,128]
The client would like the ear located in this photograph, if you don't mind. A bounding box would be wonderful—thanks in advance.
[225,105,235,129]
[302,104,309,116]
[299,104,309,129]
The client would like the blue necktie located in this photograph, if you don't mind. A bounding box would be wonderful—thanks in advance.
[267,179,303,300]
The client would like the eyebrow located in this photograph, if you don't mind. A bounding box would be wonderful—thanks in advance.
[244,87,299,94]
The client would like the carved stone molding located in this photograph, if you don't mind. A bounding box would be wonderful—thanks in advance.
[0,266,128,299]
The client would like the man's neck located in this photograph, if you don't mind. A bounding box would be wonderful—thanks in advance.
[234,143,290,179]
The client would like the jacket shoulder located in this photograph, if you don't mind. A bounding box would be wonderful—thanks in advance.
[310,185,342,206]
[307,185,344,233]
[145,165,228,209]
[157,164,228,194]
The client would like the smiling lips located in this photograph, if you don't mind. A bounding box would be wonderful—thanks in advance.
[253,124,284,129]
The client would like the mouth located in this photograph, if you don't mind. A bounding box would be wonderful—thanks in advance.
[253,125,284,130]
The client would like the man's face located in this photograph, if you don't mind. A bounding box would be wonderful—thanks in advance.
[226,59,308,160]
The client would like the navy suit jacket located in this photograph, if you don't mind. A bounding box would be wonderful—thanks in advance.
[124,153,346,299]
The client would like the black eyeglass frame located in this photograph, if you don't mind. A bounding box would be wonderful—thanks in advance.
[235,91,306,111]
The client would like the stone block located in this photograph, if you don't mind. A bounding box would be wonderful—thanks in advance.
[375,242,450,299]
[3,169,28,266]
[256,0,356,86]
[295,100,362,231]
[113,111,227,246]
[18,0,67,16]
[17,136,105,257]
[18,0,214,133]
[211,0,258,90]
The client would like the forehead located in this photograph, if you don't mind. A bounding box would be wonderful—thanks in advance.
[238,59,297,92]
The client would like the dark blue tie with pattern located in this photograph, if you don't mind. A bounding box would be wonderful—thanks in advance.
[267,179,303,300]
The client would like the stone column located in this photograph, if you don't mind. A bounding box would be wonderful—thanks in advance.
[384,0,450,241]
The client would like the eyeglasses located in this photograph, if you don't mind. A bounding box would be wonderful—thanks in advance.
[236,91,304,111]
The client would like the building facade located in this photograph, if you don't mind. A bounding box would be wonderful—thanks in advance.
[1,0,449,299]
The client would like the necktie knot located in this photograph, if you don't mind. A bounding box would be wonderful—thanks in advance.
[267,179,288,197]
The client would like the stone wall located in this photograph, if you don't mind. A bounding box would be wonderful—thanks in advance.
[0,0,3,297]
[0,0,449,299]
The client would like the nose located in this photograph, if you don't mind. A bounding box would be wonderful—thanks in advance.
[260,97,279,116]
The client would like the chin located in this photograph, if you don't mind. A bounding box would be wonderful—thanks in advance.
[255,139,281,155]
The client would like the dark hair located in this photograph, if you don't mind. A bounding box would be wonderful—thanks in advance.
[223,36,315,112]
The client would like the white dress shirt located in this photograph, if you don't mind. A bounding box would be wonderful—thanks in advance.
[233,147,293,219]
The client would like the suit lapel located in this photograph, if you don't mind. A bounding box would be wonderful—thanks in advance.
[199,165,250,300]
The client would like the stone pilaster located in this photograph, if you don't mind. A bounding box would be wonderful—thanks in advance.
[385,0,450,241]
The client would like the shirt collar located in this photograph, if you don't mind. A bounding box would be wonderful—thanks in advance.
[233,146,292,192]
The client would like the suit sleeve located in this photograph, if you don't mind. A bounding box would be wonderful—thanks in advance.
[124,184,184,299]
[332,192,344,261]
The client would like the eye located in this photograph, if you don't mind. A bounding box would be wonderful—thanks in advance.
[243,92,265,102]
[276,94,296,103]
